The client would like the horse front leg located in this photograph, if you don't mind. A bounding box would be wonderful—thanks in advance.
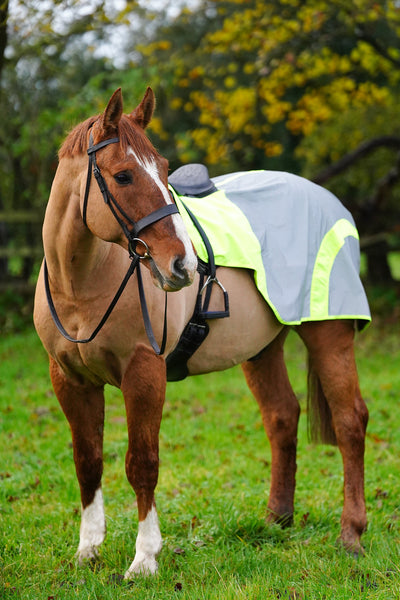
[298,320,368,555]
[49,357,106,562]
[242,329,300,526]
[120,344,166,578]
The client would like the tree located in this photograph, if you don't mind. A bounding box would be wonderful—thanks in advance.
[0,0,150,292]
[0,0,7,81]
[139,0,400,283]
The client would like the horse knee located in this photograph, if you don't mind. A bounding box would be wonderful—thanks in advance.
[125,450,159,492]
[266,405,300,443]
[332,401,368,455]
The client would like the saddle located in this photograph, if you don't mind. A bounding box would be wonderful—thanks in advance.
[168,163,217,197]
[166,164,229,381]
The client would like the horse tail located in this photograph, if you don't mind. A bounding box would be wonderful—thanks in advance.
[306,356,337,445]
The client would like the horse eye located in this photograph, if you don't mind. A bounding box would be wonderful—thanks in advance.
[114,171,133,185]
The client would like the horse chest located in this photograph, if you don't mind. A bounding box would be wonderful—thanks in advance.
[50,342,121,387]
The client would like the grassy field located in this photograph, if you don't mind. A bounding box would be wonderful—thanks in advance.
[0,317,400,599]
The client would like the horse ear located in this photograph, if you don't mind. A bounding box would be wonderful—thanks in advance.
[100,88,123,135]
[130,87,155,129]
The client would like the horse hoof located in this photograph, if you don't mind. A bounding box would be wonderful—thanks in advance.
[124,556,159,579]
[337,536,365,557]
[75,546,99,566]
[266,509,294,528]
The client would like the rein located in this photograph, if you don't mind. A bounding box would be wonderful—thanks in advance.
[44,133,178,354]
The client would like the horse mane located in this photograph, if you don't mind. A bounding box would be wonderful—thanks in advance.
[59,114,159,160]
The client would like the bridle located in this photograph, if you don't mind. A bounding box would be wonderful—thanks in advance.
[83,133,178,257]
[44,132,180,354]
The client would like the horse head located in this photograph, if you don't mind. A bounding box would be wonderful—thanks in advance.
[80,88,197,291]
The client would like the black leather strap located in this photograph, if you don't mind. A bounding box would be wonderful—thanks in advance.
[180,202,216,278]
[83,134,120,228]
[132,204,179,238]
[44,256,138,344]
[136,261,168,355]
[87,137,120,154]
[44,256,168,354]
[179,201,229,319]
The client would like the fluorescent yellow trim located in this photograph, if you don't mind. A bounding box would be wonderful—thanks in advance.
[310,218,359,319]
[170,185,269,306]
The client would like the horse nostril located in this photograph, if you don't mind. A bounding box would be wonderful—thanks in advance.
[172,257,188,283]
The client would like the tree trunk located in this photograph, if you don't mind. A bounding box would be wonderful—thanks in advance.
[365,241,394,285]
[0,1,8,82]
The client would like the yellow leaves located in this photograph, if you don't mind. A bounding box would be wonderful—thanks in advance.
[351,41,393,77]
[287,109,314,137]
[287,88,337,136]
[286,77,391,137]
[178,78,190,88]
[191,91,212,112]
[263,100,292,124]
[264,142,284,157]
[297,48,352,80]
[140,39,171,56]
[206,5,266,53]
[188,66,205,80]
[191,127,211,150]
[218,87,256,133]
[169,97,183,111]
[191,87,256,136]
[348,0,385,22]
[352,83,391,108]
[148,117,168,141]
[143,0,400,172]
[156,40,172,51]
[297,5,326,33]
[323,77,355,111]
[224,76,237,89]
[191,128,229,165]
[243,63,256,75]
[184,82,285,165]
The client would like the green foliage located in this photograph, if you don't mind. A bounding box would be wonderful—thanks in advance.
[0,1,152,296]
[138,0,400,175]
[1,0,400,309]
[1,324,400,598]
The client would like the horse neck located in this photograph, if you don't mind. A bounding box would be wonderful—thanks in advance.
[43,156,110,292]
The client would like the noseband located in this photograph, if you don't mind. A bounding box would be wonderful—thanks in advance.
[44,132,180,354]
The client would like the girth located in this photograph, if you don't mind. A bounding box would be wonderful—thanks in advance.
[165,200,230,381]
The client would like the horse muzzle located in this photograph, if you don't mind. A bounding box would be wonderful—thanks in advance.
[150,255,196,292]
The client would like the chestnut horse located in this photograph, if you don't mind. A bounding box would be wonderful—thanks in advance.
[34,88,368,578]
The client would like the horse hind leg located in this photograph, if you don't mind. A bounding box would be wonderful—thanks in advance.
[297,320,368,555]
[242,329,300,526]
[49,358,106,563]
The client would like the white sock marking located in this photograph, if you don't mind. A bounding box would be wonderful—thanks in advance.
[124,505,162,578]
[76,487,106,561]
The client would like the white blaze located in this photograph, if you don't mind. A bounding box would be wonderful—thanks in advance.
[128,148,197,272]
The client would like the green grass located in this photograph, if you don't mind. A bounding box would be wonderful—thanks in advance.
[1,320,400,598]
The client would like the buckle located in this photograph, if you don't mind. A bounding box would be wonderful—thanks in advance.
[128,237,151,260]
